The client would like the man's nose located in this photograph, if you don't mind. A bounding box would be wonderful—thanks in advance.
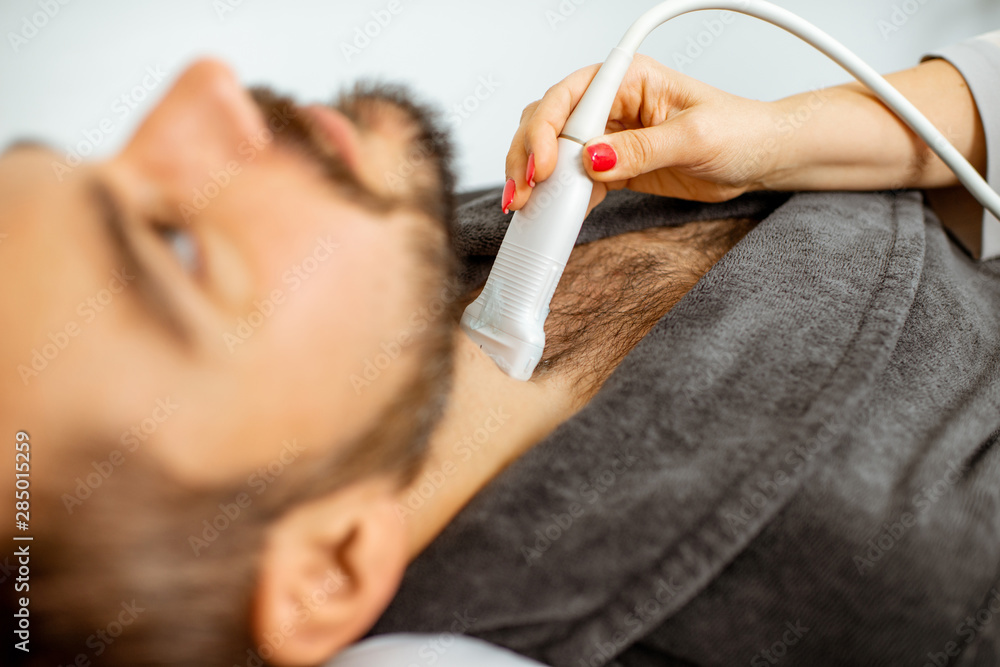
[119,58,268,189]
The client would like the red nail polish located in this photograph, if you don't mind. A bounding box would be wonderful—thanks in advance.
[587,143,617,172]
[502,178,515,214]
[526,154,536,188]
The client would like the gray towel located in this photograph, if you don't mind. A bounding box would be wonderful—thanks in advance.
[372,188,1000,667]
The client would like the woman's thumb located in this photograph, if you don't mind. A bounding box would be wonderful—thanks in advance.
[584,124,680,181]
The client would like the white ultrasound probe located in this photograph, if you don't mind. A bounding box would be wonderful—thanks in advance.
[462,0,1000,380]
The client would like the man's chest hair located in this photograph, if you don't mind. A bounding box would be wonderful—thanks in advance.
[534,217,758,402]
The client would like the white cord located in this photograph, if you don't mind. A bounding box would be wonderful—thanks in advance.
[464,0,1000,382]
[569,0,1000,258]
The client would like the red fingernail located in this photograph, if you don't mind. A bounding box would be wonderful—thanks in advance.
[526,153,536,188]
[502,178,515,215]
[587,143,617,172]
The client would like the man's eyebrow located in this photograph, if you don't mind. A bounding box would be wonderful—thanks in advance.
[86,179,195,348]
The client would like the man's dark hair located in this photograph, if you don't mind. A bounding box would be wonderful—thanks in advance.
[5,81,460,667]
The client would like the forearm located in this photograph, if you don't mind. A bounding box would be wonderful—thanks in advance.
[762,58,987,193]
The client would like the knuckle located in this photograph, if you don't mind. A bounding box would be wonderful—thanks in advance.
[543,81,564,99]
[633,53,656,67]
[505,152,521,176]
[519,100,541,124]
[527,118,559,154]
[628,130,656,167]
[526,119,550,144]
[681,113,712,150]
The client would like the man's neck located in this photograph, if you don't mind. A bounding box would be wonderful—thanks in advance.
[399,331,580,557]
[398,217,759,559]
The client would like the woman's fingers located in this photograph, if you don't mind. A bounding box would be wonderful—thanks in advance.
[582,116,696,183]
[503,100,554,212]
[504,64,603,211]
[502,55,743,210]
[524,64,603,176]
[503,103,538,213]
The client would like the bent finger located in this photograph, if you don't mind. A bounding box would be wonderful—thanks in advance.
[504,101,541,212]
[522,64,603,185]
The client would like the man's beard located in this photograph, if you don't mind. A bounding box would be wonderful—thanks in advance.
[10,81,461,667]
[243,81,462,492]
[248,82,457,235]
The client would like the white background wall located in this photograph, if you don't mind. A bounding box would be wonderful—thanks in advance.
[2,0,999,192]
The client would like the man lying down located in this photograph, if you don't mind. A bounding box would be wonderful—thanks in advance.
[2,31,1000,667]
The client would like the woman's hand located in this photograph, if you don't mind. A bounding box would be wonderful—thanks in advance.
[503,54,784,213]
[503,54,987,226]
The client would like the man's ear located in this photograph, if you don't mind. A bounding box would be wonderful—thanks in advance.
[252,478,408,666]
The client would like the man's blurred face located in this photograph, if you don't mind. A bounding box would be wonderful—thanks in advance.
[0,59,453,493]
